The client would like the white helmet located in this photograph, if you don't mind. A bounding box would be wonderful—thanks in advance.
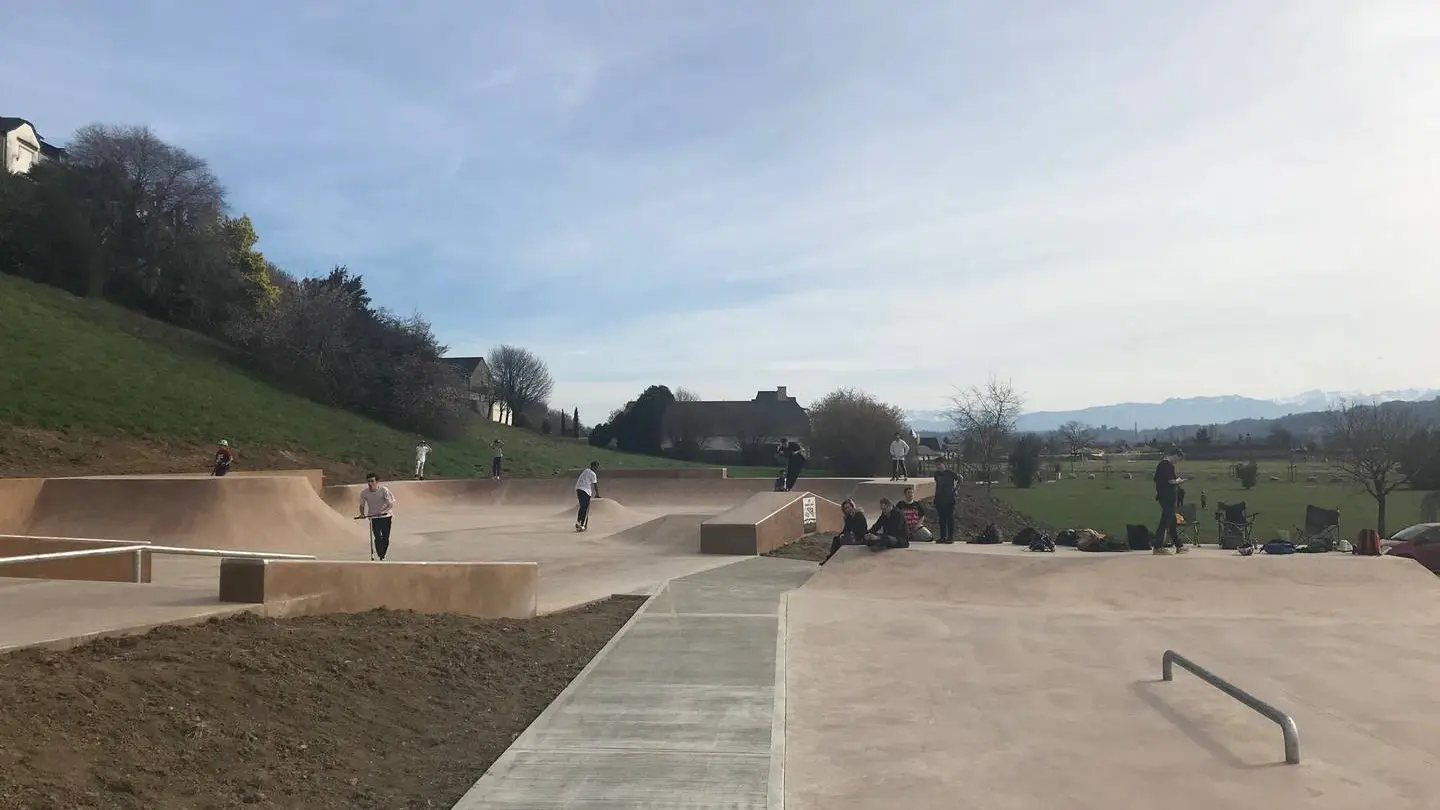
[218,439,229,447]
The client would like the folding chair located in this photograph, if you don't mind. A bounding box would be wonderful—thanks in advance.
[1215,501,1259,551]
[1295,505,1341,551]
[1176,503,1201,546]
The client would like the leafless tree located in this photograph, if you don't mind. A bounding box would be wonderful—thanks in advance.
[664,387,713,460]
[487,344,554,418]
[1057,420,1097,471]
[1325,400,1420,537]
[809,388,909,477]
[946,376,1024,490]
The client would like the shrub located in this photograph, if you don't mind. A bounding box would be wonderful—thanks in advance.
[1009,434,1044,489]
[1236,461,1259,489]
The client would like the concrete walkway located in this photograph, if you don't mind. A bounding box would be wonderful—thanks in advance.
[452,556,816,809]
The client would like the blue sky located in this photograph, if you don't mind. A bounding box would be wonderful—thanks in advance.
[5,1,1439,419]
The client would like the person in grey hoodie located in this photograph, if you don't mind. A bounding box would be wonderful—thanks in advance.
[889,433,910,481]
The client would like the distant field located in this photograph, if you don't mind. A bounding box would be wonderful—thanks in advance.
[996,456,1430,541]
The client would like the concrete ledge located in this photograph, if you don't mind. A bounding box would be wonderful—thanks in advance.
[701,492,843,555]
[850,478,935,506]
[219,559,538,618]
[567,467,729,479]
[0,535,152,583]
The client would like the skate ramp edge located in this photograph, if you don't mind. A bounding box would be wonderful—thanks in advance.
[700,491,843,555]
[849,478,935,505]
[0,535,153,583]
[218,558,538,619]
[804,546,1440,618]
[567,467,728,479]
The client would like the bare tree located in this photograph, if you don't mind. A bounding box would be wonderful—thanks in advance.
[663,387,714,460]
[486,344,555,419]
[1325,400,1420,537]
[946,376,1024,490]
[809,388,909,477]
[1056,420,1097,471]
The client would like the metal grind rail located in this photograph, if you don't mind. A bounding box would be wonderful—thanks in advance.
[0,540,316,584]
[1162,649,1301,765]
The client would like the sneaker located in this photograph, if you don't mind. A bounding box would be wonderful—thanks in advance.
[1175,545,1190,554]
[1152,546,1173,555]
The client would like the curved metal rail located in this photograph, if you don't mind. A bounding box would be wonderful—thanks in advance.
[1162,649,1300,764]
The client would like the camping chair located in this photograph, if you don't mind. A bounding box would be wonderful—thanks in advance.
[1295,505,1341,551]
[1215,501,1259,551]
[1176,503,1201,546]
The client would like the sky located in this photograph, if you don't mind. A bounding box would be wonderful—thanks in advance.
[4,1,1439,419]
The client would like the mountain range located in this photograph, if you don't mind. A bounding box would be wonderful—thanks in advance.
[904,389,1440,434]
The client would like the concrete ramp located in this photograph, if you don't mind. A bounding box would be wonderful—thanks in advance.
[603,514,714,554]
[1,475,360,555]
[784,545,1440,809]
[700,491,843,555]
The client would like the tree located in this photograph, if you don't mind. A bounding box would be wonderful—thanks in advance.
[1193,426,1213,447]
[1009,433,1044,489]
[663,387,713,460]
[611,385,676,455]
[1057,420,1096,470]
[1326,401,1422,536]
[808,388,910,477]
[947,376,1024,490]
[487,344,554,418]
[1268,425,1294,450]
[1235,461,1259,489]
[573,408,581,438]
[588,422,614,449]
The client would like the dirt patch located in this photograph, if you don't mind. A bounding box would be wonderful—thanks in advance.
[765,532,831,562]
[0,598,642,810]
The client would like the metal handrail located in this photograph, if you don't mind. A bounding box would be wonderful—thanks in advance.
[1162,649,1300,764]
[0,542,317,584]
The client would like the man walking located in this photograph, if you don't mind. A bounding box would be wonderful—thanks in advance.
[889,432,910,481]
[414,439,431,480]
[491,439,504,479]
[932,459,960,543]
[358,473,396,560]
[574,461,600,532]
[1152,449,1188,555]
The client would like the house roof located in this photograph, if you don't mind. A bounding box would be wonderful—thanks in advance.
[1,117,66,158]
[443,356,489,381]
[665,399,810,439]
[0,117,32,135]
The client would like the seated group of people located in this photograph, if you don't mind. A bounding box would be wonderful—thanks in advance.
[820,486,935,565]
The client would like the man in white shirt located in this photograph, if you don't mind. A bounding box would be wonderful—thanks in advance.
[574,461,600,532]
[357,473,396,560]
[414,440,431,480]
[889,432,911,481]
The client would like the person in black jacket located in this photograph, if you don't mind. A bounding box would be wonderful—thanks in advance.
[820,499,870,565]
[784,441,806,491]
[866,498,910,551]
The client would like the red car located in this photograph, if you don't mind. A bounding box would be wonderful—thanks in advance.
[1384,523,1440,574]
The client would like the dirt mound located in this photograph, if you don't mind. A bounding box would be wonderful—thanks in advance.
[922,490,1051,541]
[0,598,642,810]
[552,497,643,523]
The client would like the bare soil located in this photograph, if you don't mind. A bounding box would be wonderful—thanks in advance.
[0,598,642,810]
[766,490,1050,562]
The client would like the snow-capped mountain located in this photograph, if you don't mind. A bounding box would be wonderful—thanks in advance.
[904,389,1440,434]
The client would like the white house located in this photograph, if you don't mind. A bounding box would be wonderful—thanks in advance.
[444,356,512,425]
[1,117,64,175]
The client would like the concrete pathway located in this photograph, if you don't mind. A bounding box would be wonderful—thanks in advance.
[452,556,817,810]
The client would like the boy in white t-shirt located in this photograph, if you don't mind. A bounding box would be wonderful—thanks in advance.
[574,461,600,532]
[889,432,910,481]
[414,439,431,480]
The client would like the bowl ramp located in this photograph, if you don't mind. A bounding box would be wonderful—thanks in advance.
[5,475,360,555]
[700,491,843,555]
[783,548,1440,809]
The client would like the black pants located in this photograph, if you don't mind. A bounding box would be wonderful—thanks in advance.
[1154,499,1179,549]
[935,501,955,541]
[491,456,502,477]
[785,466,801,492]
[891,459,907,479]
[370,516,393,560]
[576,489,592,526]
[213,465,229,477]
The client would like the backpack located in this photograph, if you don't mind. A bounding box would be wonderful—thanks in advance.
[773,472,787,492]
[972,523,1002,545]
[1054,529,1080,547]
[1261,540,1297,555]
[1013,527,1040,546]
[1027,532,1056,553]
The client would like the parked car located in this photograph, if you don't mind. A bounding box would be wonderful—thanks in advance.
[1384,523,1440,574]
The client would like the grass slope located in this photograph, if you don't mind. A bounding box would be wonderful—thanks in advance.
[0,275,719,482]
[996,459,1427,540]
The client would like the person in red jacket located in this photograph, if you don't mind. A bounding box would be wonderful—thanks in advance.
[211,440,235,477]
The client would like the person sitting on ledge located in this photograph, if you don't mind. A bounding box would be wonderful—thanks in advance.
[821,499,871,565]
[866,497,911,552]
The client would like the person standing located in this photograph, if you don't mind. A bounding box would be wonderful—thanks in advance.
[1152,448,1188,555]
[932,459,960,543]
[211,440,235,477]
[889,433,910,481]
[784,441,806,492]
[358,473,396,560]
[414,439,431,480]
[574,461,600,532]
[491,439,504,479]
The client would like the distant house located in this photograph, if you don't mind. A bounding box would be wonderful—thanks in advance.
[1,117,65,175]
[662,386,810,459]
[443,356,512,425]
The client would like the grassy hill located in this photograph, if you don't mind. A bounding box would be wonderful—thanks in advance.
[0,274,716,483]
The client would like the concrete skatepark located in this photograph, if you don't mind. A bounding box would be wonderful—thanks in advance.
[4,470,1439,808]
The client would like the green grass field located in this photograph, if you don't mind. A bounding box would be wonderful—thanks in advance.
[0,274,733,482]
[994,457,1430,541]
